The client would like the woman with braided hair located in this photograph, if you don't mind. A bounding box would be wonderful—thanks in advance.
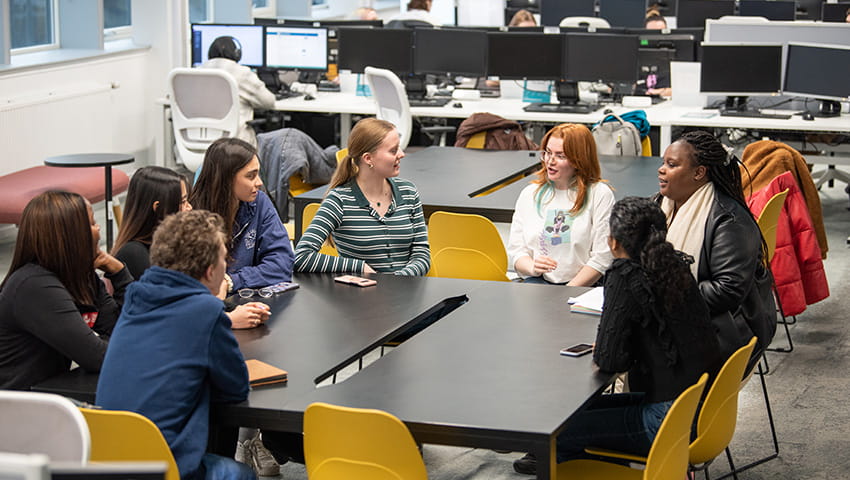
[514,197,721,475]
[657,130,776,360]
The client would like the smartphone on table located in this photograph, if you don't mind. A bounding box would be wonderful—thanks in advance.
[560,343,594,357]
[334,275,377,287]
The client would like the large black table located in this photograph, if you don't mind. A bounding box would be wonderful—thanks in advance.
[292,146,662,242]
[35,274,611,480]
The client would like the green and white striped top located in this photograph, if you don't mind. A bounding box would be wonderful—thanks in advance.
[294,178,431,276]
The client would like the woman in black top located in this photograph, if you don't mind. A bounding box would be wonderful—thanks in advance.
[515,197,722,475]
[0,191,131,390]
[112,166,192,280]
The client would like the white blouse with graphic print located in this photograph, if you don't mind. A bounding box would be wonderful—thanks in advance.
[507,182,615,284]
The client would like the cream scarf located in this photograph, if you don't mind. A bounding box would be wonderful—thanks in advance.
[661,182,715,278]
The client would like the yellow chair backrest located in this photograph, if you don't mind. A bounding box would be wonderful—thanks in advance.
[312,458,403,480]
[335,147,348,163]
[466,131,487,149]
[756,189,789,263]
[431,247,510,282]
[428,211,508,273]
[304,402,427,480]
[643,373,708,480]
[690,337,757,466]
[302,202,338,257]
[641,136,652,157]
[80,408,179,480]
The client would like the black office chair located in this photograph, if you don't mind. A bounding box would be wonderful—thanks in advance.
[385,19,434,29]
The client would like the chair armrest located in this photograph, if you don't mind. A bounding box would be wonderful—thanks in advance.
[420,126,456,134]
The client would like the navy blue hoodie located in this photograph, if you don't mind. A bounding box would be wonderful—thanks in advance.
[96,266,249,480]
[229,190,294,290]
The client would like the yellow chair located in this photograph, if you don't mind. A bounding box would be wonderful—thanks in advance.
[430,247,510,281]
[289,148,347,200]
[756,188,793,353]
[584,338,758,479]
[302,202,338,257]
[312,458,403,480]
[641,136,652,157]
[465,131,487,149]
[557,373,708,480]
[79,408,179,480]
[428,211,508,273]
[303,402,427,480]
[336,147,348,163]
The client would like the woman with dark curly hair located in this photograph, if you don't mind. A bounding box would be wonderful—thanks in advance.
[514,197,722,475]
[658,130,775,359]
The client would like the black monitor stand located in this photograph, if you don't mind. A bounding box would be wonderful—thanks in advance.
[297,70,323,84]
[815,100,841,118]
[404,75,451,107]
[522,80,599,114]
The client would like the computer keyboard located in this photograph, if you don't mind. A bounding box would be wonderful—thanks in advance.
[719,109,792,120]
[523,103,600,114]
[274,90,302,100]
[409,97,452,107]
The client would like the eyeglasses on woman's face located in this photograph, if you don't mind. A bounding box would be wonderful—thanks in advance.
[541,150,569,163]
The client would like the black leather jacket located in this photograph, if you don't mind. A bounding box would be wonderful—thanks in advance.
[698,190,776,357]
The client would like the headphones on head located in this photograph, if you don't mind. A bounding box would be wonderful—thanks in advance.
[208,36,242,63]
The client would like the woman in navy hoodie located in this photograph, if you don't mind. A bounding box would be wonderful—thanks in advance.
[190,137,294,296]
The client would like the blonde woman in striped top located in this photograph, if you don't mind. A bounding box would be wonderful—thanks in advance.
[294,118,430,276]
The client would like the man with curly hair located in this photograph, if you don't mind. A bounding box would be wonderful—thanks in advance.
[96,210,255,480]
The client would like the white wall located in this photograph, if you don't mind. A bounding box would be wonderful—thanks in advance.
[0,0,185,176]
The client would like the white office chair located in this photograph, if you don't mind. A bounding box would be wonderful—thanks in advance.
[364,66,413,150]
[168,68,240,173]
[559,16,611,30]
[0,391,90,463]
[717,15,770,22]
[0,453,50,480]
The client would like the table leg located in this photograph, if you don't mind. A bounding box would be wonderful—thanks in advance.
[534,439,556,480]
[340,113,352,145]
[659,125,672,152]
[104,166,114,251]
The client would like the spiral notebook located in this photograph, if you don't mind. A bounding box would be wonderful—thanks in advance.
[245,359,288,387]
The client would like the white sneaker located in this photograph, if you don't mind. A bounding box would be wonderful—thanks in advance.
[247,435,281,477]
[234,440,249,465]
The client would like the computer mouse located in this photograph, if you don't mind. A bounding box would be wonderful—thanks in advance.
[304,94,316,101]
[453,102,463,108]
[801,112,814,121]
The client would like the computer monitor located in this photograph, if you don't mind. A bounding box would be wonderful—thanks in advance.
[700,44,783,109]
[784,43,850,116]
[540,0,596,26]
[795,0,823,20]
[337,28,413,74]
[637,47,676,94]
[317,20,384,28]
[638,33,698,61]
[738,0,796,21]
[563,33,640,84]
[821,3,850,22]
[676,0,735,28]
[599,0,648,28]
[190,24,264,67]
[486,32,562,80]
[413,29,487,77]
[264,26,328,72]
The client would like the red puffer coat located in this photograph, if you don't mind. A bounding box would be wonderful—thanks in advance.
[747,171,829,316]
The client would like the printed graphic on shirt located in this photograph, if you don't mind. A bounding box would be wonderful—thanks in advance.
[244,229,257,250]
[540,209,573,252]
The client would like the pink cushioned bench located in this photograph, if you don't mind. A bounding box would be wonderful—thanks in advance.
[0,166,130,225]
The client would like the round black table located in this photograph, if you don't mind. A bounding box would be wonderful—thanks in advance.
[44,153,134,251]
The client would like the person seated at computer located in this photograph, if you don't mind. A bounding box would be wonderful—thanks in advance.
[657,130,775,361]
[350,6,379,21]
[190,137,295,294]
[96,210,255,480]
[0,191,131,390]
[509,9,537,27]
[513,197,723,475]
[846,6,850,22]
[113,166,270,330]
[294,118,430,276]
[645,6,667,30]
[506,123,615,286]
[388,0,439,26]
[201,35,276,147]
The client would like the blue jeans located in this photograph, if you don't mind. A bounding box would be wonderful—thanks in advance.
[201,453,256,480]
[555,393,671,463]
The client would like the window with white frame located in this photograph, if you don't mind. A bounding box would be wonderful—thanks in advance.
[253,0,275,18]
[104,0,132,39]
[10,0,56,51]
[190,0,211,23]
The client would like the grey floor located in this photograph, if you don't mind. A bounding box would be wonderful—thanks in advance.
[3,182,848,480]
